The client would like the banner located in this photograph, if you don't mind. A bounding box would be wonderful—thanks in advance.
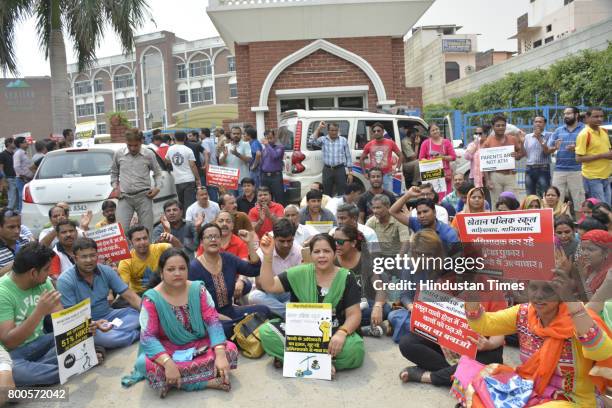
[305,221,334,234]
[52,299,98,384]
[419,158,446,193]
[84,223,130,263]
[454,209,555,280]
[283,303,333,381]
[410,290,478,359]
[479,146,515,172]
[206,165,239,190]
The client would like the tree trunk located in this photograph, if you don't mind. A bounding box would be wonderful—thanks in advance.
[49,0,74,135]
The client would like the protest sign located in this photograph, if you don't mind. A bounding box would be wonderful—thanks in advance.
[84,223,130,263]
[410,290,478,359]
[479,145,515,172]
[206,165,239,190]
[52,299,98,384]
[454,209,555,280]
[419,158,446,193]
[74,121,96,148]
[283,303,333,381]
[305,221,334,234]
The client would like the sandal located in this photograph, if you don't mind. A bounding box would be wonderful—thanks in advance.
[399,366,425,383]
[95,346,106,364]
[331,364,336,380]
[273,357,283,369]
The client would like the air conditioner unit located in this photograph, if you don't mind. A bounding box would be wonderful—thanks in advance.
[465,65,474,75]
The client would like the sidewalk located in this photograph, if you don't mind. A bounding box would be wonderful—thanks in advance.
[24,337,520,408]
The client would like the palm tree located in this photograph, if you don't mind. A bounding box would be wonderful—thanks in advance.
[0,0,149,134]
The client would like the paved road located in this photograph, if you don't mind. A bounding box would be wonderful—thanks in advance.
[22,337,520,408]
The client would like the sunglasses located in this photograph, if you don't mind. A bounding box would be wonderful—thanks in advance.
[334,238,352,246]
[475,132,483,135]
[1,209,20,217]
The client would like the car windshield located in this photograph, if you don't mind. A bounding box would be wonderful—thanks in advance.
[36,151,113,179]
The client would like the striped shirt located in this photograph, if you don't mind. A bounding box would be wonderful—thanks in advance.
[524,132,553,166]
[0,236,29,268]
[310,135,352,168]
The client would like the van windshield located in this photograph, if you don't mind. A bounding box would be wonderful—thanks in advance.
[278,117,296,151]
[36,151,113,179]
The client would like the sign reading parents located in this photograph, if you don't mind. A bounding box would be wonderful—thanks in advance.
[479,145,515,172]
[84,223,130,263]
[206,165,239,190]
[52,299,98,384]
[419,158,446,193]
[454,209,555,280]
[411,290,478,359]
[283,303,333,381]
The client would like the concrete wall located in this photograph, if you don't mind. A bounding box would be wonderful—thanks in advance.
[435,19,612,104]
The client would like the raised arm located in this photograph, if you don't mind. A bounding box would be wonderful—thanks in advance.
[389,187,420,226]
[258,234,287,294]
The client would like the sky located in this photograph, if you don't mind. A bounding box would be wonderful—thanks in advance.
[9,0,529,77]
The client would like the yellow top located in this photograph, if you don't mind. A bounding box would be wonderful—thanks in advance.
[575,126,611,179]
[117,243,171,294]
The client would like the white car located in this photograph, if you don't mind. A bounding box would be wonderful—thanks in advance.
[22,143,177,237]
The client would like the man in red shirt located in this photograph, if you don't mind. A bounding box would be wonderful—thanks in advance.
[360,122,403,192]
[481,115,525,204]
[248,186,284,238]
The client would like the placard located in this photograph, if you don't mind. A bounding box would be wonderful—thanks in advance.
[305,221,334,234]
[479,146,515,172]
[419,158,446,193]
[410,290,478,359]
[283,303,333,381]
[454,209,555,280]
[52,299,98,384]
[206,165,239,190]
[84,223,130,263]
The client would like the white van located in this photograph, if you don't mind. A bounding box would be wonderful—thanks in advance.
[277,109,460,202]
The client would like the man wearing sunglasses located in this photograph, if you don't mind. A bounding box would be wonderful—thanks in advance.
[0,209,29,276]
[360,122,403,192]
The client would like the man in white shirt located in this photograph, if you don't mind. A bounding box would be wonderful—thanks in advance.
[409,183,449,224]
[282,205,318,247]
[166,131,201,210]
[326,182,364,217]
[185,187,220,229]
[248,218,302,317]
[330,203,379,243]
[221,126,251,196]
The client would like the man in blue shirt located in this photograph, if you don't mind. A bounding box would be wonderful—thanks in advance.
[310,121,353,197]
[57,238,141,351]
[547,107,585,212]
[522,116,553,196]
[245,127,262,188]
[389,188,459,250]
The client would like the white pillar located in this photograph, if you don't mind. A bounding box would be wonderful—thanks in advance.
[255,111,265,139]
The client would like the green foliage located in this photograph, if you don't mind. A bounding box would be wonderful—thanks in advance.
[424,44,612,116]
[106,111,130,127]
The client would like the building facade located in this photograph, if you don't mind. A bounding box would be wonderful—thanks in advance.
[68,31,237,133]
[207,0,432,136]
[0,77,53,139]
[511,0,612,54]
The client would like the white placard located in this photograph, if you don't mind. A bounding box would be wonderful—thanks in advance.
[479,146,516,172]
[51,299,98,384]
[283,303,333,381]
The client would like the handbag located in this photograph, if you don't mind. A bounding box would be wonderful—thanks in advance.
[231,312,268,359]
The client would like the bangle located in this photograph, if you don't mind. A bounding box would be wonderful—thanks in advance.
[465,305,484,320]
[214,343,226,351]
[568,306,586,317]
[337,327,349,336]
[373,304,383,309]
[159,355,171,366]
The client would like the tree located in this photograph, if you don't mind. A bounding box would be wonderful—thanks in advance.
[0,0,149,134]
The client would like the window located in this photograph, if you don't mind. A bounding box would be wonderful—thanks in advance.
[178,90,189,104]
[189,59,212,77]
[76,103,94,117]
[190,87,213,103]
[309,97,335,110]
[97,123,107,134]
[545,36,554,44]
[94,78,104,92]
[115,98,135,111]
[533,39,542,48]
[229,83,238,98]
[546,24,552,33]
[74,81,92,95]
[445,61,460,83]
[203,86,213,101]
[564,0,574,5]
[177,63,187,79]
[355,120,395,150]
[36,151,113,179]
[113,73,133,89]
[227,56,236,72]
[128,119,137,128]
[338,96,364,111]
[95,101,105,114]
[280,99,306,113]
[306,121,350,151]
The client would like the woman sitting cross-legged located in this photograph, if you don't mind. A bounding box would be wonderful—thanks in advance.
[189,223,272,338]
[121,248,239,398]
[257,233,365,376]
[460,272,612,407]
